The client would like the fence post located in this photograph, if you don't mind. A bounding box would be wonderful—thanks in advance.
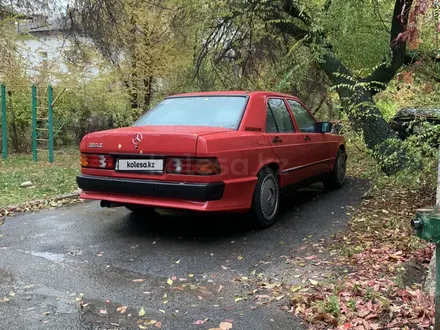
[32,85,37,162]
[1,84,7,160]
[48,85,54,163]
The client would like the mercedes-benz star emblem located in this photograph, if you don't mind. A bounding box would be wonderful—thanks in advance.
[132,133,143,146]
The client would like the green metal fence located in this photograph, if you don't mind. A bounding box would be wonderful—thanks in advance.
[1,84,6,160]
[0,83,63,163]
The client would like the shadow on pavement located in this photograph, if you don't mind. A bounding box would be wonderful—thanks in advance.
[121,178,366,240]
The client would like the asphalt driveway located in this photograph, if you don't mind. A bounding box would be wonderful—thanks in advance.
[0,179,366,330]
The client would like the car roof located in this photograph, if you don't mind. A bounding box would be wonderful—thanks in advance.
[167,91,298,99]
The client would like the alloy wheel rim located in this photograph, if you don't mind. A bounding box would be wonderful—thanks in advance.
[260,174,279,220]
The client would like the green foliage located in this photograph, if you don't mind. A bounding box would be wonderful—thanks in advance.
[323,295,341,317]
[0,151,79,207]
[375,99,398,121]
[317,0,393,72]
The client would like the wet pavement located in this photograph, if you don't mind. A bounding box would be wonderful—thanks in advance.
[0,179,366,329]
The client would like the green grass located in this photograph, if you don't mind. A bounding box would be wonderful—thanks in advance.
[0,151,80,207]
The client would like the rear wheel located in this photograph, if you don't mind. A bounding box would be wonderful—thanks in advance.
[323,149,346,189]
[250,167,280,229]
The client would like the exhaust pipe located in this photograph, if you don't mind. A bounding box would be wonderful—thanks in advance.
[100,200,123,208]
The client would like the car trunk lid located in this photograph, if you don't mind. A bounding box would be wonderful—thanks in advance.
[84,126,233,156]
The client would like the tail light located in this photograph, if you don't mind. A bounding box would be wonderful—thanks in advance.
[166,158,221,175]
[80,154,115,169]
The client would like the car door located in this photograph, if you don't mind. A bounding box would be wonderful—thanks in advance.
[286,99,331,177]
[264,98,308,186]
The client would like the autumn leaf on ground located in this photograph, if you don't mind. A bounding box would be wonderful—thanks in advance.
[139,307,145,316]
[193,318,209,325]
[220,321,233,329]
[143,320,157,325]
[0,297,10,303]
[291,286,302,292]
[133,279,145,283]
[167,278,173,285]
[116,306,128,313]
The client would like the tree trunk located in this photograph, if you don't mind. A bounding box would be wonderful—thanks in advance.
[311,43,409,174]
[143,76,153,111]
[337,88,409,174]
[339,91,394,149]
[271,0,415,174]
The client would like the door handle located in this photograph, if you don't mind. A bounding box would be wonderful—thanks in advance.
[304,135,311,142]
[273,136,282,143]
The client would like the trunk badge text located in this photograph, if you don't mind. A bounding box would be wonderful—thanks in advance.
[88,142,103,148]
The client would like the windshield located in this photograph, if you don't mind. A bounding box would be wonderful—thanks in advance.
[134,96,248,129]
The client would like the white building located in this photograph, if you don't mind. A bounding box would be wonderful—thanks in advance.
[14,14,70,76]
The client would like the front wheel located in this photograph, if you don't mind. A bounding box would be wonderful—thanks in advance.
[250,167,280,229]
[323,149,347,189]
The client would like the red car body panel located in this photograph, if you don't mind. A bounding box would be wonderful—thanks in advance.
[77,91,345,212]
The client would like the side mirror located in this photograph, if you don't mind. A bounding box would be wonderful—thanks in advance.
[316,121,332,133]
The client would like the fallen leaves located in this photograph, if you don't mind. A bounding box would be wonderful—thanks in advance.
[138,307,145,316]
[193,318,209,325]
[288,178,436,329]
[116,306,128,313]
[209,320,234,330]
[219,321,233,330]
[133,279,145,283]
[0,297,10,303]
[167,278,173,286]
[0,190,81,218]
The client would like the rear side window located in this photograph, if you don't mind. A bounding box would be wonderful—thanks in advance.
[266,98,295,133]
[287,100,317,133]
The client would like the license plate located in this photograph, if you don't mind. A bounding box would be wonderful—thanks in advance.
[116,159,164,172]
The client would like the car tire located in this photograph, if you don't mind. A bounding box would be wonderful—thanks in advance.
[323,149,347,189]
[250,167,280,229]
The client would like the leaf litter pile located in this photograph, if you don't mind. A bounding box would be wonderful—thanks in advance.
[287,181,436,329]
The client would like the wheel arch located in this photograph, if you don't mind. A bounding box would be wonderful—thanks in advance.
[258,161,284,186]
[338,144,347,159]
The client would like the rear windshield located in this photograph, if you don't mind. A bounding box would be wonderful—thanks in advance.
[134,96,248,129]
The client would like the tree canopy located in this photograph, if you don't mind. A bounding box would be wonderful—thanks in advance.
[1,0,439,171]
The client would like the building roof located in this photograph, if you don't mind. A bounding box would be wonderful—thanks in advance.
[16,15,69,34]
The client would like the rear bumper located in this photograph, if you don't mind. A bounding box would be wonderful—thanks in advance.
[76,175,224,202]
[77,174,257,212]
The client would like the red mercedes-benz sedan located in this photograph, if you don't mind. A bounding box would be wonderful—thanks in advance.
[77,91,346,228]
